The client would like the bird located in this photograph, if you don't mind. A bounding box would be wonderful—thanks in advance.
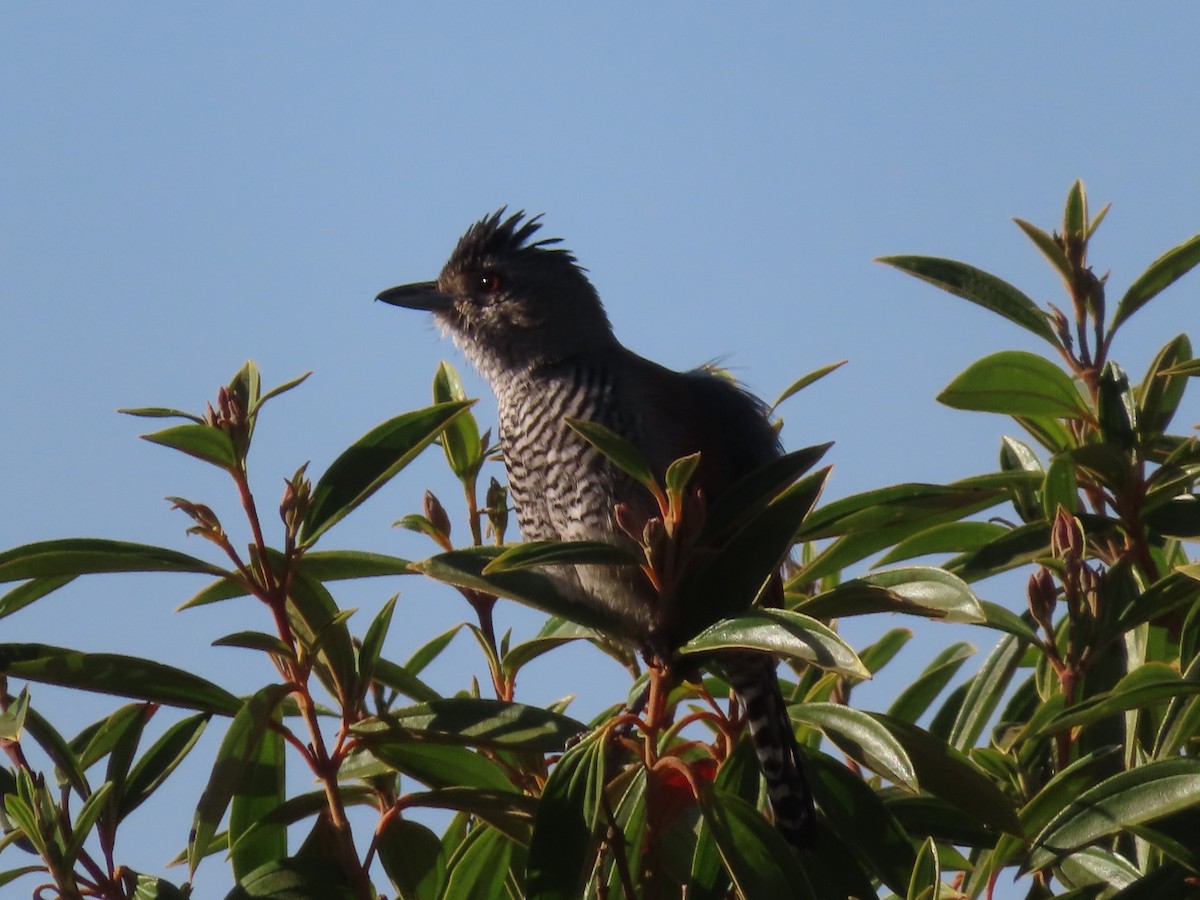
[377,208,814,849]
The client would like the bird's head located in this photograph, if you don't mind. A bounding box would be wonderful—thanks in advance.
[378,209,615,376]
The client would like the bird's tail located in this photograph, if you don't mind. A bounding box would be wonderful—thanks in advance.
[723,654,815,850]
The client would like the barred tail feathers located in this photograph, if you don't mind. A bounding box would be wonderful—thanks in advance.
[724,655,814,850]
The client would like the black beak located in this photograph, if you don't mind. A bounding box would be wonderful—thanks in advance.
[376,281,455,312]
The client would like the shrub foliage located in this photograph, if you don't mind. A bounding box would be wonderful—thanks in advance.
[0,182,1198,898]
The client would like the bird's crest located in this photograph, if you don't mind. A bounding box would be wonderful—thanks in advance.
[449,208,578,270]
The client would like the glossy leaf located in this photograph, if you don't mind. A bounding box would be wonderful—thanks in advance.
[1111,231,1200,333]
[938,351,1090,419]
[1026,759,1200,871]
[948,630,1026,752]
[906,837,940,900]
[0,644,240,715]
[790,703,917,788]
[299,400,474,546]
[140,424,237,469]
[877,255,1059,344]
[1038,664,1200,735]
[679,609,869,679]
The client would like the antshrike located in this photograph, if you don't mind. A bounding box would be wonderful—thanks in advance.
[378,210,814,848]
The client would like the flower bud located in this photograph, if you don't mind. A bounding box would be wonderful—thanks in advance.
[423,490,452,541]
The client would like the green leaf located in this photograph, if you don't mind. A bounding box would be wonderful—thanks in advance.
[0,575,76,620]
[876,521,1008,566]
[1136,334,1191,440]
[501,635,579,678]
[250,371,311,416]
[771,360,847,409]
[119,714,209,821]
[948,629,1027,752]
[378,817,445,900]
[1042,455,1079,518]
[369,742,515,792]
[140,424,237,469]
[939,350,1091,419]
[480,540,637,575]
[664,451,702,498]
[702,443,832,544]
[118,406,204,423]
[526,729,606,899]
[413,547,636,640]
[906,837,940,900]
[224,857,358,899]
[888,643,976,723]
[679,609,868,679]
[356,595,396,701]
[0,644,240,715]
[1014,218,1073,285]
[189,684,291,877]
[680,467,829,630]
[286,568,357,704]
[790,703,916,789]
[1111,232,1200,333]
[1038,663,1200,735]
[441,826,514,900]
[434,361,484,481]
[877,255,1059,344]
[564,417,658,496]
[211,632,296,659]
[1064,179,1086,237]
[352,698,587,752]
[1026,759,1200,871]
[1097,361,1137,452]
[299,400,474,546]
[0,538,226,583]
[229,719,285,881]
[872,714,1021,834]
[697,785,817,900]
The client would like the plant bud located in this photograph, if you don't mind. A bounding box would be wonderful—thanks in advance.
[1050,506,1085,563]
[485,477,508,543]
[423,490,452,541]
[1027,567,1057,632]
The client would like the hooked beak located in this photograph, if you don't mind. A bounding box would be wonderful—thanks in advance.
[376,280,455,312]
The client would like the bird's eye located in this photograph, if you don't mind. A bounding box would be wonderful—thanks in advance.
[478,271,503,293]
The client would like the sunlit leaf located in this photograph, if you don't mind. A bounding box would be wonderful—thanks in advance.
[352,698,586,752]
[790,703,917,789]
[480,540,637,575]
[140,424,237,470]
[939,351,1091,419]
[771,360,848,409]
[679,609,868,679]
[0,539,226,583]
[300,400,474,546]
[1111,232,1200,333]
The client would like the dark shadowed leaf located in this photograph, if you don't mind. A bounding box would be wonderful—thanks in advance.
[190,684,291,877]
[526,729,605,900]
[378,817,445,900]
[0,539,227,583]
[1137,334,1192,440]
[888,643,976,724]
[352,698,586,752]
[1038,664,1200,735]
[481,540,637,575]
[299,400,474,546]
[0,575,76,620]
[119,713,209,821]
[370,742,515,792]
[224,857,357,899]
[697,785,817,900]
[0,644,240,715]
[877,255,1058,344]
[948,630,1027,752]
[229,722,286,882]
[441,825,514,900]
[876,521,1008,565]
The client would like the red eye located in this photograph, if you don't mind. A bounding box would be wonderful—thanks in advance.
[479,271,503,293]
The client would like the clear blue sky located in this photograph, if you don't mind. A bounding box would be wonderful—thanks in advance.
[4,6,1199,896]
